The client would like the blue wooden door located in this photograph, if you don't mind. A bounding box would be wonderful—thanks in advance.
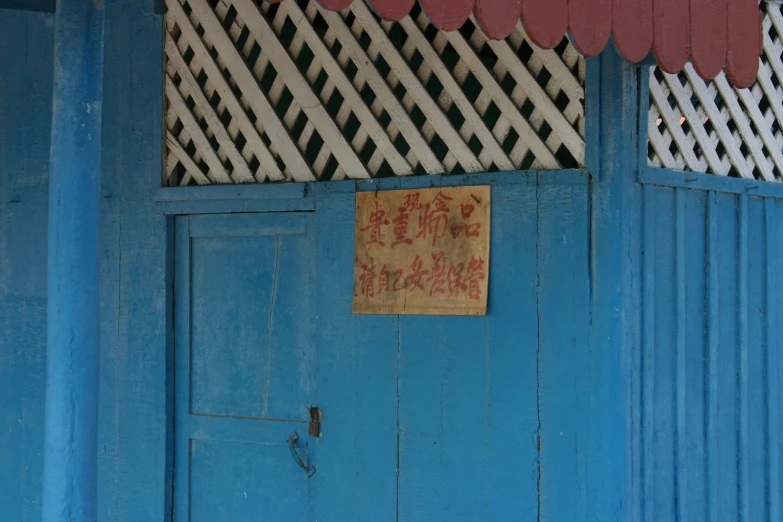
[173,213,316,522]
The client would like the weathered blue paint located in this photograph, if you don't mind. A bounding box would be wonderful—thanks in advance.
[173,213,316,521]
[541,46,642,522]
[167,173,580,520]
[98,3,167,521]
[636,169,783,522]
[0,0,56,12]
[2,1,783,519]
[0,10,53,522]
[42,1,104,520]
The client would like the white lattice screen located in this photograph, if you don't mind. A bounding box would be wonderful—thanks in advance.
[163,0,585,186]
[648,2,783,182]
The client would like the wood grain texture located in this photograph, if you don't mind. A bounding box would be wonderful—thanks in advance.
[418,0,474,31]
[537,178,592,520]
[473,0,522,40]
[0,13,52,522]
[352,187,490,315]
[396,175,538,522]
[726,0,760,88]
[568,0,612,57]
[635,173,783,522]
[521,0,568,49]
[652,0,690,73]
[311,191,398,522]
[689,0,726,80]
[612,0,653,62]
[766,200,782,522]
[586,51,642,521]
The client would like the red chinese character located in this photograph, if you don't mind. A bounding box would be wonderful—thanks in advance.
[460,203,475,219]
[447,262,467,296]
[379,264,391,293]
[403,193,423,211]
[416,191,452,246]
[391,206,412,248]
[392,268,406,291]
[361,200,389,249]
[466,256,486,300]
[427,251,447,295]
[406,255,430,292]
[450,222,481,238]
[358,258,377,299]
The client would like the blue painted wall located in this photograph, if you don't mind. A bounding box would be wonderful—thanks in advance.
[632,170,783,522]
[0,10,53,521]
[0,4,781,522]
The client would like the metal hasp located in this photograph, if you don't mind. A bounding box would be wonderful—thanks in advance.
[288,432,316,478]
[41,1,104,521]
[309,406,321,437]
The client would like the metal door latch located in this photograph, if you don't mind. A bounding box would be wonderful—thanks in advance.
[287,432,315,478]
[308,406,321,438]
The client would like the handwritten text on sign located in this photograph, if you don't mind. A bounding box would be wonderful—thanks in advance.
[352,186,490,315]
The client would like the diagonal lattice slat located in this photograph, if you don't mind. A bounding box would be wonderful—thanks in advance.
[164,0,585,186]
[648,2,783,182]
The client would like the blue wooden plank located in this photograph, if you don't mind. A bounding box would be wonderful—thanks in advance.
[737,194,750,522]
[674,188,688,522]
[311,192,398,522]
[100,4,167,518]
[482,179,538,521]
[715,192,740,521]
[641,184,656,522]
[189,212,306,237]
[398,179,539,521]
[0,11,52,522]
[398,316,442,435]
[155,183,308,201]
[307,169,542,196]
[159,198,316,215]
[745,196,767,522]
[766,199,781,522]
[587,48,642,522]
[706,191,720,522]
[775,199,783,522]
[682,189,708,520]
[398,315,444,520]
[649,186,677,522]
[440,316,487,521]
[353,314,398,522]
[173,216,192,522]
[640,167,783,199]
[311,192,358,522]
[398,432,443,521]
[537,180,591,521]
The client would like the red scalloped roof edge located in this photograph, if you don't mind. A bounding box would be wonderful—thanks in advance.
[295,0,762,88]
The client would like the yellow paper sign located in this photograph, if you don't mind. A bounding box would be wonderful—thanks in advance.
[352,186,490,315]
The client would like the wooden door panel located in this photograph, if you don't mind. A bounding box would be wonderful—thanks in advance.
[190,234,280,419]
[174,213,314,522]
[189,439,308,522]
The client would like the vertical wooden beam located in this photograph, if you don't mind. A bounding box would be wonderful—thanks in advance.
[585,44,644,521]
[42,1,104,521]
